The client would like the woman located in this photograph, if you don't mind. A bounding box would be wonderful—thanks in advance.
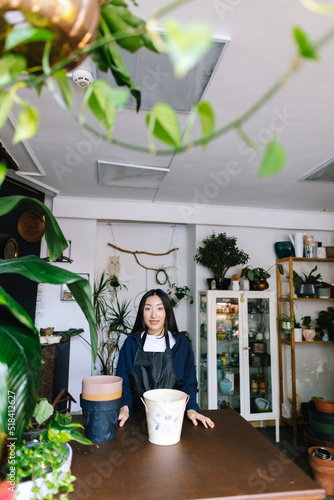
[116,289,214,429]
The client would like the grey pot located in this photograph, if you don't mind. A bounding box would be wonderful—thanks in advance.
[317,287,332,299]
[295,284,316,298]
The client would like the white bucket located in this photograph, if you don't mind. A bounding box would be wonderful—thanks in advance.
[141,389,189,446]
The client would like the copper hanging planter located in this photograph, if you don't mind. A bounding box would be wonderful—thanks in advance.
[0,0,100,70]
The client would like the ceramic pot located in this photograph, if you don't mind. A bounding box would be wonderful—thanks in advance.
[219,377,232,394]
[318,287,332,299]
[0,0,100,70]
[82,375,122,401]
[308,446,334,495]
[251,278,269,291]
[295,284,316,298]
[216,278,231,290]
[314,398,334,414]
[294,328,303,342]
[303,329,316,341]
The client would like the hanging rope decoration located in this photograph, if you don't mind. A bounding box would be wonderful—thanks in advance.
[107,242,179,286]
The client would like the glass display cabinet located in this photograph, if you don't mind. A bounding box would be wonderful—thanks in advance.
[199,290,279,441]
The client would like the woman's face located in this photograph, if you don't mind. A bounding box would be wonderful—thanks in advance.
[143,295,166,336]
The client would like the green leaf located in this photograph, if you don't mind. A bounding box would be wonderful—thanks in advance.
[257,140,287,177]
[195,101,215,150]
[33,399,54,426]
[0,309,41,442]
[0,286,36,331]
[164,20,212,78]
[84,80,129,134]
[92,15,141,111]
[0,91,13,128]
[146,103,182,148]
[4,26,54,51]
[0,256,97,362]
[293,26,319,60]
[53,70,73,109]
[13,103,39,143]
[0,195,67,261]
[47,413,93,445]
[0,163,6,186]
[0,54,27,85]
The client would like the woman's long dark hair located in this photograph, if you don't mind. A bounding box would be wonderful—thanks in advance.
[131,289,179,338]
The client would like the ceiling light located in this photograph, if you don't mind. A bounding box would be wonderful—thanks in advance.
[97,160,169,188]
[95,35,230,112]
[300,158,334,182]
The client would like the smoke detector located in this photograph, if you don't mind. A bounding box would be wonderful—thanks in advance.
[72,68,94,88]
[69,57,95,88]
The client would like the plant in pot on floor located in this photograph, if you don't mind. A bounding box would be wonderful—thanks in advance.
[93,271,133,375]
[301,315,316,341]
[194,232,249,290]
[293,265,322,298]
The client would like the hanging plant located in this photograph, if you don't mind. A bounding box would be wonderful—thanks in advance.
[167,283,193,308]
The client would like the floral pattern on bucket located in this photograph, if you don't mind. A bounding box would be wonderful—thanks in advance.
[153,413,180,434]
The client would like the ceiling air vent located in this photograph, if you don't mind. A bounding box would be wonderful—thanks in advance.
[97,161,169,189]
[95,34,230,112]
[300,158,334,182]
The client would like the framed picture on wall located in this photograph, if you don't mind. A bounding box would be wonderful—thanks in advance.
[60,273,89,301]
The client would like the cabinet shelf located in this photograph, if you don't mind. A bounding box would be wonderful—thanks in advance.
[282,339,332,345]
[279,297,334,302]
[199,290,279,442]
[276,256,334,437]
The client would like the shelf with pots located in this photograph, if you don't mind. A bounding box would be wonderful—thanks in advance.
[276,256,334,437]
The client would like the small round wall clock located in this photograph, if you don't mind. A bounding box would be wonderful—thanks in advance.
[4,238,19,259]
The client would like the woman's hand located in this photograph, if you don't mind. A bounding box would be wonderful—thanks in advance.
[118,405,130,427]
[187,410,215,428]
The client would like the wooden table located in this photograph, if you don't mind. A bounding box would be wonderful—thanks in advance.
[69,409,325,500]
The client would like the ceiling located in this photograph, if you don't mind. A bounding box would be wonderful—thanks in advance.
[2,0,334,214]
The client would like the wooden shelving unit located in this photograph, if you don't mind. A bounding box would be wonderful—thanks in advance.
[276,257,334,436]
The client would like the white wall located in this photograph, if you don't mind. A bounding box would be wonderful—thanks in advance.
[94,221,191,332]
[36,218,97,411]
[38,197,334,410]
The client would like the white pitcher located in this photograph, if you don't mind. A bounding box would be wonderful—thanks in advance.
[289,232,304,257]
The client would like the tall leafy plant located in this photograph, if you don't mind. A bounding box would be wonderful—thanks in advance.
[0,172,98,465]
[93,272,132,374]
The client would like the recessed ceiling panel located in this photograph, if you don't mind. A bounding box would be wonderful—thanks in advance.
[97,160,169,188]
[95,36,230,112]
[301,158,334,182]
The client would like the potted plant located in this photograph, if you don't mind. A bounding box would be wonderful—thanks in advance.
[194,232,249,290]
[93,272,132,375]
[278,314,294,334]
[301,315,316,341]
[315,310,334,341]
[167,283,194,308]
[241,263,283,291]
[293,265,322,298]
[12,410,94,499]
[294,320,303,342]
[0,174,98,480]
[316,280,333,299]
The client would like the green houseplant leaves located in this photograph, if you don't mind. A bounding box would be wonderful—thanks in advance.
[0,174,98,463]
